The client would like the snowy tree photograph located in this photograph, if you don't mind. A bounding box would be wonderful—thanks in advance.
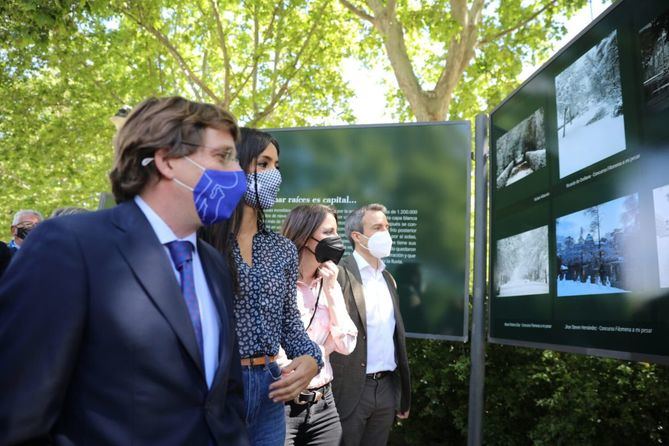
[495,108,546,189]
[556,193,640,297]
[495,226,549,297]
[555,30,626,178]
[653,184,669,288]
[640,9,669,111]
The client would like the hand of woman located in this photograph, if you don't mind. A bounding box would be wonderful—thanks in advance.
[318,261,338,290]
[268,355,319,402]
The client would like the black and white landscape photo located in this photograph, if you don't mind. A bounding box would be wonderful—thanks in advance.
[640,9,669,111]
[653,184,669,288]
[495,226,549,297]
[495,108,546,189]
[555,30,626,178]
[556,194,640,297]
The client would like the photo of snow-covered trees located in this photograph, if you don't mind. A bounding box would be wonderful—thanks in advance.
[640,9,669,111]
[653,184,669,288]
[495,108,546,189]
[556,194,640,297]
[495,226,549,297]
[555,30,626,178]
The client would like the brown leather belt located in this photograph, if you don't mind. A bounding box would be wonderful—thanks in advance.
[240,354,277,367]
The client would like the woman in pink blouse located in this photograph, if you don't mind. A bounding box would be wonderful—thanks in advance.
[279,204,358,445]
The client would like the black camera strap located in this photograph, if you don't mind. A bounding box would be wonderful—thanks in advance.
[305,278,323,331]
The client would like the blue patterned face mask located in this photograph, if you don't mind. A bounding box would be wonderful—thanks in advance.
[244,169,282,210]
[172,156,247,225]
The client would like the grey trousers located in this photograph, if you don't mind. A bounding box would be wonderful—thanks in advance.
[340,376,396,446]
[285,387,343,446]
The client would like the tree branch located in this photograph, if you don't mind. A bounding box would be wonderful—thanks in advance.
[479,0,559,46]
[229,2,282,104]
[361,0,428,118]
[252,5,259,116]
[208,0,231,106]
[436,0,480,83]
[249,0,328,124]
[339,0,375,24]
[118,5,224,105]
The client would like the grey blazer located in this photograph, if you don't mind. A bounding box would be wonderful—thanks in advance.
[330,254,411,420]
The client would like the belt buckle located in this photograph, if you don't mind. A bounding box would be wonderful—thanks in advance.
[294,391,314,405]
[294,390,322,405]
[369,371,386,380]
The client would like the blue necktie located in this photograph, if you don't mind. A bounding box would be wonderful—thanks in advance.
[166,241,204,360]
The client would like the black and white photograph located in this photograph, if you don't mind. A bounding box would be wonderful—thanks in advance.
[495,226,549,297]
[495,108,546,189]
[653,184,669,288]
[640,8,669,111]
[555,30,626,178]
[556,193,641,297]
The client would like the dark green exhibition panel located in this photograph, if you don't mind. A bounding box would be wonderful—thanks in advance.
[266,122,471,340]
[489,0,669,363]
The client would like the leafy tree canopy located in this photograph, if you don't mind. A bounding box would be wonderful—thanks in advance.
[340,0,610,121]
[0,0,355,237]
[0,0,613,236]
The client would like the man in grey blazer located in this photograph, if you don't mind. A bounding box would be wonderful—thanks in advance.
[330,203,411,446]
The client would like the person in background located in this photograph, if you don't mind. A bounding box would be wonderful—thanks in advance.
[279,204,357,445]
[202,128,322,446]
[110,104,132,131]
[7,209,43,252]
[330,203,411,446]
[0,96,249,445]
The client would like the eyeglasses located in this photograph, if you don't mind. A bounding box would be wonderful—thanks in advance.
[141,141,239,167]
[181,141,239,164]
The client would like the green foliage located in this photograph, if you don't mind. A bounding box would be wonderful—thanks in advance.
[0,0,355,239]
[390,341,669,445]
[345,0,613,121]
[390,339,470,445]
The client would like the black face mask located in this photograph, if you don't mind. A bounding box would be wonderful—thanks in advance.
[16,225,34,240]
[311,235,345,265]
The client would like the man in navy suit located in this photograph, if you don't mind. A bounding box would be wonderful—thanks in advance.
[0,97,250,445]
[0,241,11,277]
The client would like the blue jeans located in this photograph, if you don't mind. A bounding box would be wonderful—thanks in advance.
[242,360,285,446]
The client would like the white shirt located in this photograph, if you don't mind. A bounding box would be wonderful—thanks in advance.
[353,250,396,374]
[134,196,220,388]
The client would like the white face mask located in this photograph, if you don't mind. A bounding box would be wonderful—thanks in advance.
[359,230,393,259]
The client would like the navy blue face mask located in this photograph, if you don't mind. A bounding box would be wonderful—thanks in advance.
[143,155,247,225]
[174,157,247,225]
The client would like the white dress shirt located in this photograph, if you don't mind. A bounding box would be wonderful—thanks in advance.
[353,251,396,374]
[134,196,220,388]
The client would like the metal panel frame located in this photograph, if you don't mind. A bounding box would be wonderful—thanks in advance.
[487,0,669,365]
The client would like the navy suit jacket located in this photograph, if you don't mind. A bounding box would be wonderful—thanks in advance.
[0,201,248,446]
[0,241,11,278]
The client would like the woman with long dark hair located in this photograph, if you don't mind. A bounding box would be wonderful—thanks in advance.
[279,204,357,445]
[202,128,322,446]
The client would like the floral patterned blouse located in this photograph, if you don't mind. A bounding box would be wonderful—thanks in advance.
[231,225,322,366]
